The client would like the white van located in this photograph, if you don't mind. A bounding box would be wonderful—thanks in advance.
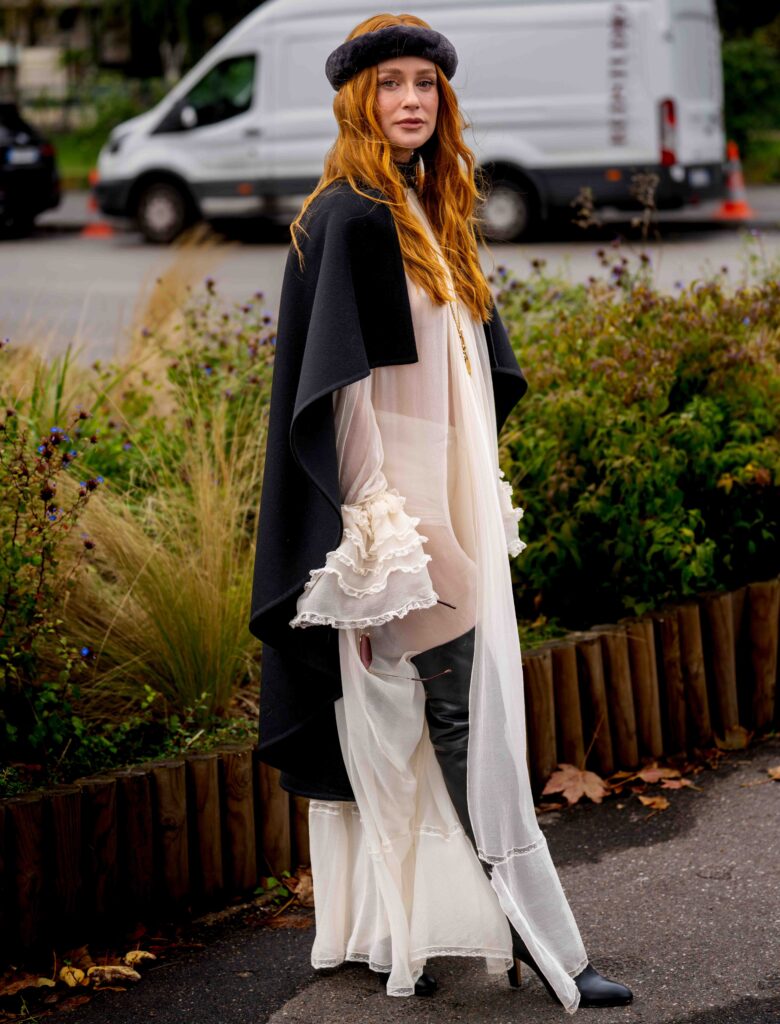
[95,0,726,242]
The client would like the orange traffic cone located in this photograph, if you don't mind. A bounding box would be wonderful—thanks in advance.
[715,140,755,221]
[80,168,115,238]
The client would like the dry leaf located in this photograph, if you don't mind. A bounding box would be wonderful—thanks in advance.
[636,765,681,783]
[265,914,314,930]
[56,993,92,1011]
[536,801,567,813]
[124,950,157,967]
[87,965,141,984]
[541,763,609,805]
[638,794,670,809]
[0,972,44,998]
[286,867,315,908]
[62,945,95,972]
[714,725,752,750]
[59,966,86,988]
[768,765,780,781]
[660,778,701,790]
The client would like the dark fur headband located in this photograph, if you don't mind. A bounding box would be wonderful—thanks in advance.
[325,25,458,90]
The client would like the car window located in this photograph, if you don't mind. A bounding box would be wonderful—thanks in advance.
[0,104,33,133]
[182,55,256,128]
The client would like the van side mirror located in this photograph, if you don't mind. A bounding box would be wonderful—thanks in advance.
[179,105,198,129]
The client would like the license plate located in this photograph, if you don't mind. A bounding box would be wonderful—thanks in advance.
[689,167,711,188]
[7,147,40,165]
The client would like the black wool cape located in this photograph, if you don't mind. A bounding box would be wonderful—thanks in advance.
[249,180,528,801]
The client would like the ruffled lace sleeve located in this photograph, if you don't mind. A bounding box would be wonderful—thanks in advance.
[289,374,438,630]
[498,467,527,559]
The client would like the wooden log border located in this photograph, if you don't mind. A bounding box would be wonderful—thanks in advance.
[1,576,777,956]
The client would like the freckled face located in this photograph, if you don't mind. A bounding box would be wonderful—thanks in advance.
[375,56,439,161]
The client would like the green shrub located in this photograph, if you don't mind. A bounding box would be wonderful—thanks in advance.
[722,35,780,154]
[495,246,780,628]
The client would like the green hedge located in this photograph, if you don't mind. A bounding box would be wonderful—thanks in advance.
[495,250,780,628]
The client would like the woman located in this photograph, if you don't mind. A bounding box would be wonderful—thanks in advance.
[249,12,633,1013]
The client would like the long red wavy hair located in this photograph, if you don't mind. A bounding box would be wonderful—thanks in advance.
[290,12,493,322]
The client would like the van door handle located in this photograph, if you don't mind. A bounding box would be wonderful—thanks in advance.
[244,127,262,138]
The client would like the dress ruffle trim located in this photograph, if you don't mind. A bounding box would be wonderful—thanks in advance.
[289,488,438,630]
[498,468,527,559]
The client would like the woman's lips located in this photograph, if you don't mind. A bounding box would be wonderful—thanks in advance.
[397,119,424,126]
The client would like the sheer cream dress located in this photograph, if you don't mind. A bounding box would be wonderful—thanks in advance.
[288,186,589,1011]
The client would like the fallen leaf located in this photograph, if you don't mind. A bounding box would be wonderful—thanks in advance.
[535,801,567,814]
[0,972,44,998]
[660,778,701,790]
[59,966,86,988]
[638,794,669,809]
[541,763,609,805]
[124,950,156,967]
[286,867,315,908]
[56,993,92,1011]
[768,765,780,781]
[636,765,681,783]
[265,914,314,930]
[714,725,753,750]
[87,965,141,984]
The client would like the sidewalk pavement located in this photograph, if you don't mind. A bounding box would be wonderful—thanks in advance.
[37,186,780,234]
[51,735,780,1024]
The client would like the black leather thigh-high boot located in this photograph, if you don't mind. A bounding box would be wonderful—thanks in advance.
[410,627,633,1009]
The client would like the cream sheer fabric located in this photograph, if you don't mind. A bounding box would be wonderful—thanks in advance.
[289,188,588,1010]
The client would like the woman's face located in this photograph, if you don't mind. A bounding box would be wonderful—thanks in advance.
[375,56,439,162]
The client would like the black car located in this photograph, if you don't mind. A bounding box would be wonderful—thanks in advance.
[0,102,60,234]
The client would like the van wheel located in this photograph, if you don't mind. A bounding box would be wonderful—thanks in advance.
[480,177,538,242]
[136,181,195,244]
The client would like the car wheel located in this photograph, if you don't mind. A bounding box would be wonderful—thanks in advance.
[136,181,195,244]
[480,177,538,242]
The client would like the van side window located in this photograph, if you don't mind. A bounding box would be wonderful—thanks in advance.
[155,55,256,133]
[184,55,256,126]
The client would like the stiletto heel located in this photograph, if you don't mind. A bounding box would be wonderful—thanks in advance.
[506,958,522,989]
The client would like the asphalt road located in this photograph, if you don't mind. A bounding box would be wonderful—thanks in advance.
[0,187,778,365]
[49,735,780,1024]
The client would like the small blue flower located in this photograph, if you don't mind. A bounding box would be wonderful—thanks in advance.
[742,316,750,325]
[37,444,46,453]
[79,481,86,487]
[69,449,77,457]
[96,475,104,483]
[50,425,63,433]
[47,512,57,521]
[123,441,132,450]
[80,646,91,657]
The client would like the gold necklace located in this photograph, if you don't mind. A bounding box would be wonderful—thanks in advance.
[449,299,472,375]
